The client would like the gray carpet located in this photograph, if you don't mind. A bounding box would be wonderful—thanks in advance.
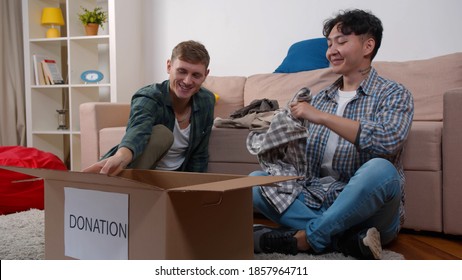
[0,209,404,260]
[0,209,45,260]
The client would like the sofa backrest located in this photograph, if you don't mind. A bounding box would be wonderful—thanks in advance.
[204,69,339,119]
[373,52,462,121]
[244,69,339,110]
[203,76,247,118]
[205,52,462,121]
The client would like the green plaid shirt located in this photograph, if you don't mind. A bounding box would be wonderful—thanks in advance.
[102,80,215,172]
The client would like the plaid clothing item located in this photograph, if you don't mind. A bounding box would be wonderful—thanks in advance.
[247,108,308,213]
[303,68,413,226]
[247,90,311,213]
[102,80,215,172]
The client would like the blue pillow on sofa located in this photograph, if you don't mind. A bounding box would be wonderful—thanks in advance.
[274,37,330,73]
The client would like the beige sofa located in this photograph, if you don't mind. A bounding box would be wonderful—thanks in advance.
[80,52,462,235]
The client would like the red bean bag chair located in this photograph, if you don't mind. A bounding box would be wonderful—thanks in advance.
[0,146,67,215]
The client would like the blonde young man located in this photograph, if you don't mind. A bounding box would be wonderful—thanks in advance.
[84,40,215,175]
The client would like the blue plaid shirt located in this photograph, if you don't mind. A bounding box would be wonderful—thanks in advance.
[102,80,215,172]
[303,68,414,225]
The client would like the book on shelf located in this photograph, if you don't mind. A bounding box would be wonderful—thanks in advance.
[32,54,47,85]
[41,59,64,85]
[32,55,65,85]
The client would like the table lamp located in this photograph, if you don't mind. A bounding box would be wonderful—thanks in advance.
[41,7,65,38]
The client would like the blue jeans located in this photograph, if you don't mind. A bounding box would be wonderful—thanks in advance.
[252,158,402,253]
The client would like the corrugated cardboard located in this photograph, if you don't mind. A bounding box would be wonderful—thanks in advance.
[0,166,297,260]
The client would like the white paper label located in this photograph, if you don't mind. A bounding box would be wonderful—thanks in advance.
[64,187,129,260]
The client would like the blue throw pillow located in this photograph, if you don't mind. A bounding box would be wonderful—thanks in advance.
[274,38,330,73]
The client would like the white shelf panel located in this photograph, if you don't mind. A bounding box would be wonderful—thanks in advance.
[32,130,71,135]
[31,85,68,89]
[30,37,67,43]
[70,83,111,87]
[69,35,110,41]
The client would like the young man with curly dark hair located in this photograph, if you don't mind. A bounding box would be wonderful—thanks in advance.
[253,9,414,260]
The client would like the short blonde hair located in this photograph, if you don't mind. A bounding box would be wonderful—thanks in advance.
[171,40,210,68]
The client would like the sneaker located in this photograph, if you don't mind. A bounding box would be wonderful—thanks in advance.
[338,227,383,260]
[253,225,298,255]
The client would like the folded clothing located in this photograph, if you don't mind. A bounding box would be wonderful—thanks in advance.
[230,98,279,119]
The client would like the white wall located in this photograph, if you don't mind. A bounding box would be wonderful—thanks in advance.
[139,0,462,87]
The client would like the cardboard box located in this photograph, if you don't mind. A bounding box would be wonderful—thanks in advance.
[1,166,297,260]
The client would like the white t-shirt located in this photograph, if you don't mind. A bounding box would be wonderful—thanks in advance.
[320,89,356,187]
[156,120,190,170]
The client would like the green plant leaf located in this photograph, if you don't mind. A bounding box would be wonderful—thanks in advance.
[77,6,108,28]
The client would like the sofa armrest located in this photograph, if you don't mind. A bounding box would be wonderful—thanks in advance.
[80,102,130,169]
[442,87,462,234]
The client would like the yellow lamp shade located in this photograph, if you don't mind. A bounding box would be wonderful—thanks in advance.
[41,7,65,38]
[41,7,64,25]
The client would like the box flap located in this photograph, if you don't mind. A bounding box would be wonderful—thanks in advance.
[118,169,244,190]
[0,165,157,190]
[0,165,299,193]
[171,175,300,192]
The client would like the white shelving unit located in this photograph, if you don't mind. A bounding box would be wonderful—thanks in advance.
[22,0,144,170]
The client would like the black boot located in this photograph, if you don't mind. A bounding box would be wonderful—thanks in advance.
[253,225,298,255]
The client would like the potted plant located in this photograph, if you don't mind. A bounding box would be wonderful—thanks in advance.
[78,6,108,36]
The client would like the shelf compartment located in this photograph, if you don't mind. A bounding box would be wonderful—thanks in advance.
[69,37,110,85]
[30,87,68,132]
[31,133,69,166]
[68,0,109,37]
[69,86,107,131]
[26,0,67,39]
[28,40,67,86]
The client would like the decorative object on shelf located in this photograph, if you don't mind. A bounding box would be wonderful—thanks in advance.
[41,59,64,85]
[80,70,104,84]
[77,6,108,36]
[41,7,65,38]
[56,109,68,130]
[58,85,69,130]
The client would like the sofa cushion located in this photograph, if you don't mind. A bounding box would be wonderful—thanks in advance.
[203,76,247,118]
[403,170,442,232]
[274,38,330,73]
[99,127,125,157]
[99,126,260,174]
[209,121,442,172]
[373,52,462,121]
[208,127,257,164]
[97,121,442,173]
[207,162,260,175]
[402,121,442,171]
[98,126,259,164]
[244,68,339,107]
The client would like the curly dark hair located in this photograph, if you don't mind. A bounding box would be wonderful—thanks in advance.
[323,9,383,60]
